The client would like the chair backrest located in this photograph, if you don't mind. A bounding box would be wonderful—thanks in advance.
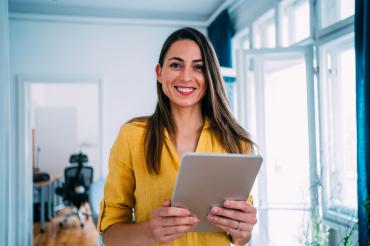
[64,166,94,192]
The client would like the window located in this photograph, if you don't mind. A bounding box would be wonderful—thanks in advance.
[320,0,354,28]
[221,67,238,116]
[224,78,237,114]
[232,28,250,70]
[280,0,310,46]
[319,34,357,221]
[252,10,276,48]
[241,49,314,245]
[232,28,250,51]
[234,0,357,244]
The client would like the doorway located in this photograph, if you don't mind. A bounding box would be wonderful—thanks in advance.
[17,77,102,245]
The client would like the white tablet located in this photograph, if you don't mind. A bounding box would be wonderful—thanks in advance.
[171,152,262,232]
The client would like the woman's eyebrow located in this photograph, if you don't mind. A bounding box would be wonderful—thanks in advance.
[168,57,183,62]
[192,59,204,63]
[168,57,204,63]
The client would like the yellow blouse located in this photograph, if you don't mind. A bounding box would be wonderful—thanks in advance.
[98,119,252,246]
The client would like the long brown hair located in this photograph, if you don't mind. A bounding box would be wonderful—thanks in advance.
[130,27,254,174]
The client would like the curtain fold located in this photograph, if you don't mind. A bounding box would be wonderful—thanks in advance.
[207,9,234,68]
[355,0,370,245]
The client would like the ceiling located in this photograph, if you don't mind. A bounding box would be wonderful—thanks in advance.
[9,0,234,23]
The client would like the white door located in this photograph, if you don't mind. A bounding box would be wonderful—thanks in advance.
[35,107,78,178]
[236,47,318,245]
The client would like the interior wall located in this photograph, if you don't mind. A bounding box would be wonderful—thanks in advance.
[0,0,11,245]
[31,83,100,179]
[9,17,206,178]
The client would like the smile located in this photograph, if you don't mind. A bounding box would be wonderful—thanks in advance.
[174,86,196,95]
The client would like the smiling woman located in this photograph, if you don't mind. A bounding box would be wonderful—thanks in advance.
[98,27,257,246]
[156,40,207,113]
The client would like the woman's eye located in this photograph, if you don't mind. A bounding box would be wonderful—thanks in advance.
[170,63,182,69]
[194,65,204,72]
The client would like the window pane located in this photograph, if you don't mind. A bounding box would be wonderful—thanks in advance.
[254,31,262,49]
[294,0,310,42]
[268,210,308,245]
[328,47,357,213]
[253,10,275,48]
[321,0,354,28]
[281,14,289,47]
[280,0,310,46]
[253,54,311,245]
[241,35,250,49]
[264,59,310,206]
[320,36,357,218]
[340,0,355,20]
[339,48,357,210]
[266,22,276,48]
[224,79,237,114]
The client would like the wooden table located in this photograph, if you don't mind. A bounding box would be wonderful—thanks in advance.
[34,175,61,233]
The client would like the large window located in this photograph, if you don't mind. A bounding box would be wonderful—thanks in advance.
[319,34,357,221]
[241,49,313,245]
[233,0,357,244]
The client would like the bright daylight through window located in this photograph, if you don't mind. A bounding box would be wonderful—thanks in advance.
[319,34,357,220]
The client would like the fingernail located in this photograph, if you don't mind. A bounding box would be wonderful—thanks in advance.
[208,215,214,221]
[212,207,218,213]
[224,201,230,207]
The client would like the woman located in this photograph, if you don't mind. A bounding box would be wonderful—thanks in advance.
[98,27,257,246]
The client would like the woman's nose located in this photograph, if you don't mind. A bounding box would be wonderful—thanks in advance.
[180,67,192,82]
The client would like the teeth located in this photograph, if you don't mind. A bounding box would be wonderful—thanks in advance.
[177,87,194,93]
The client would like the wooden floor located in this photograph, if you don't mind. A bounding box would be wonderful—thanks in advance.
[33,204,98,246]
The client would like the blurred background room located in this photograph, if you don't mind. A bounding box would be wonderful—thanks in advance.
[1,0,368,245]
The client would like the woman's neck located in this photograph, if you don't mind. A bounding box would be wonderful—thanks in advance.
[170,104,204,136]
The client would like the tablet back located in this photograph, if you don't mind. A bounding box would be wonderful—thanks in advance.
[171,153,262,232]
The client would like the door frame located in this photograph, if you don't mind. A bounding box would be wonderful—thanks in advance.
[16,75,103,245]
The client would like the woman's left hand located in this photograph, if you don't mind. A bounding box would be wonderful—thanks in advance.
[207,200,257,246]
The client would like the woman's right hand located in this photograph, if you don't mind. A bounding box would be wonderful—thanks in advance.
[149,200,199,244]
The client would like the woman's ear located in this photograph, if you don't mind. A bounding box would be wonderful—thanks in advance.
[156,64,162,84]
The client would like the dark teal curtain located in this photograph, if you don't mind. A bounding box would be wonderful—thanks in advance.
[355,0,370,245]
[207,9,234,68]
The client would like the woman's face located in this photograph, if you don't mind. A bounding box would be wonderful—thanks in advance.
[156,40,207,109]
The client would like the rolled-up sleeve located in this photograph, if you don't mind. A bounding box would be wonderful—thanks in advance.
[97,125,135,232]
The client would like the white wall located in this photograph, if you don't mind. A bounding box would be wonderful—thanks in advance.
[0,1,10,245]
[31,83,100,179]
[9,16,206,178]
[33,84,99,149]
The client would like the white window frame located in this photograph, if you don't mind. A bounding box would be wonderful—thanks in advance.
[279,0,311,46]
[318,32,357,225]
[319,0,355,30]
[315,0,355,40]
[252,9,276,48]
[236,46,319,245]
[232,27,251,70]
[233,0,357,243]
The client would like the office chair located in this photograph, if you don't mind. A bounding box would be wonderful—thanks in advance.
[56,152,94,228]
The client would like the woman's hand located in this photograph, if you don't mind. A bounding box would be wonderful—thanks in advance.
[207,200,257,246]
[149,200,199,244]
